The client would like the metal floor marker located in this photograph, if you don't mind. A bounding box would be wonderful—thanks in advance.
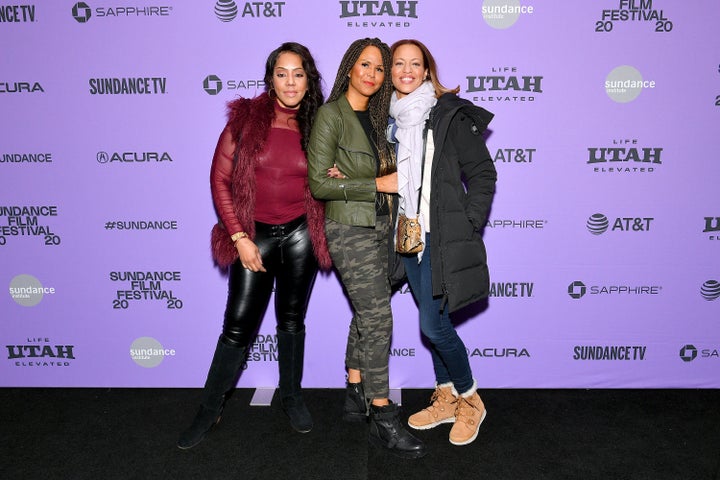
[249,387,401,406]
[249,387,275,406]
[389,388,402,406]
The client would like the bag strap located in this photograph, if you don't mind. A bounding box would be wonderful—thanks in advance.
[415,118,431,215]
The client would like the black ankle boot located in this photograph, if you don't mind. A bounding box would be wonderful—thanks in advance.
[277,329,312,433]
[177,336,246,449]
[369,402,427,459]
[343,381,367,422]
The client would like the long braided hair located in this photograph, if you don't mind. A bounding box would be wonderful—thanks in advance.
[263,42,324,153]
[327,37,395,175]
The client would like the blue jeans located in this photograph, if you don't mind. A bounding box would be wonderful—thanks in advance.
[402,233,474,393]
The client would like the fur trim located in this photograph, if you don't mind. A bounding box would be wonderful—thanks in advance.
[452,379,478,398]
[210,93,331,270]
[210,222,238,269]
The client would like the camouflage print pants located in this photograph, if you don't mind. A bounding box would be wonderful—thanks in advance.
[325,215,392,401]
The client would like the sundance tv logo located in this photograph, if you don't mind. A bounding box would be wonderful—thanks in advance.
[0,4,37,22]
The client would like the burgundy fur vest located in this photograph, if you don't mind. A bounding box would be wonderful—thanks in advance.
[210,93,331,270]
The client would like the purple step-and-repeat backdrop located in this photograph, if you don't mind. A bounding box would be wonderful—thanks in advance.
[1,1,718,389]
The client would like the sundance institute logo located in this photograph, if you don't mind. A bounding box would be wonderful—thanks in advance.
[481,0,534,29]
[9,274,55,307]
[215,0,238,21]
[605,65,655,103]
[129,337,175,368]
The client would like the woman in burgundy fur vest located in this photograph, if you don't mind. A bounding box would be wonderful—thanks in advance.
[178,42,331,450]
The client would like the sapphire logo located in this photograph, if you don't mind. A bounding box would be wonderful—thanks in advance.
[568,280,660,298]
[72,2,92,22]
[215,0,238,21]
[701,280,720,301]
[203,75,223,95]
[679,344,697,362]
[587,213,609,235]
[568,281,586,299]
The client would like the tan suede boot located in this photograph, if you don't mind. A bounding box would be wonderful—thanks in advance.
[408,383,457,430]
[449,383,486,446]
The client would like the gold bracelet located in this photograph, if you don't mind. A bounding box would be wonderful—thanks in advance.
[231,232,248,243]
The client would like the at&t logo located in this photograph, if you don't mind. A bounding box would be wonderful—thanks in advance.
[700,280,720,301]
[215,1,285,21]
[586,213,653,235]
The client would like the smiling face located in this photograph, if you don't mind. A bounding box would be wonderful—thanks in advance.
[391,43,428,99]
[271,51,307,110]
[345,45,385,110]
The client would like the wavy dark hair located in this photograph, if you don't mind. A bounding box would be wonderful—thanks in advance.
[327,37,395,175]
[263,42,324,152]
[390,39,460,98]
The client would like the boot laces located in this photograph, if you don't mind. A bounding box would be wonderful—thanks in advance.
[456,396,481,423]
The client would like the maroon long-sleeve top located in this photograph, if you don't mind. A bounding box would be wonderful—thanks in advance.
[210,103,308,235]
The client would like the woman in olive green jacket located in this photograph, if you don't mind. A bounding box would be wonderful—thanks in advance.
[307,38,426,459]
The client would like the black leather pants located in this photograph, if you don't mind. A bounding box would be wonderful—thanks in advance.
[221,216,318,347]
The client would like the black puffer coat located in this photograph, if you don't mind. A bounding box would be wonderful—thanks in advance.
[426,94,496,312]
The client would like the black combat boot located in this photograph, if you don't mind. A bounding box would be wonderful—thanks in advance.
[343,381,368,422]
[369,402,428,459]
[177,335,246,449]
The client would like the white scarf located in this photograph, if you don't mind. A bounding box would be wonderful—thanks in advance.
[389,81,436,231]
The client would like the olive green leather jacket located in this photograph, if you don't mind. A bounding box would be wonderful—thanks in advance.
[307,96,378,227]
